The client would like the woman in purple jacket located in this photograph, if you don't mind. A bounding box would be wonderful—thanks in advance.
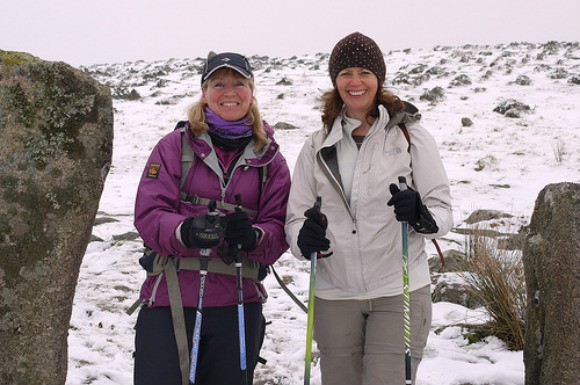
[133,52,291,385]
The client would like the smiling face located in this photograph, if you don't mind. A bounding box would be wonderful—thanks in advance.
[202,68,253,121]
[335,67,378,120]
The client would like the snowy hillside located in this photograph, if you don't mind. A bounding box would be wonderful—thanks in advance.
[67,41,580,385]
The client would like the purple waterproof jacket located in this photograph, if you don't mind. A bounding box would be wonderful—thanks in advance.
[134,122,290,308]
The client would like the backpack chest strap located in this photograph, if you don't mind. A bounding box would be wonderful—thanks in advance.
[180,193,258,217]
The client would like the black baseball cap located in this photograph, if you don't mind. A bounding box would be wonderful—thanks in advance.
[201,51,253,84]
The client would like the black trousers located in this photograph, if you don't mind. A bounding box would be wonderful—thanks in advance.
[134,303,265,385]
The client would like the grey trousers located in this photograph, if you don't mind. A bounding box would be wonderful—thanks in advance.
[313,285,432,385]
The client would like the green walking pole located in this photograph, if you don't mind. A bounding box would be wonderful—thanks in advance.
[398,176,412,385]
[304,251,317,384]
[304,196,322,385]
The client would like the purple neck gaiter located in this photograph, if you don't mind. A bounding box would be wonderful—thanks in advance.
[205,107,253,140]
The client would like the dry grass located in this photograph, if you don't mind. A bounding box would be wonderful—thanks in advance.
[462,232,527,350]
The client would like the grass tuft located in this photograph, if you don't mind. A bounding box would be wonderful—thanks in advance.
[462,231,526,350]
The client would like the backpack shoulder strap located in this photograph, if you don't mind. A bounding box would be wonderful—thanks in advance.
[397,122,446,267]
[398,122,411,153]
[257,162,268,203]
[177,122,194,190]
[177,121,267,215]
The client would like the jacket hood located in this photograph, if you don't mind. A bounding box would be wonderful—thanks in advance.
[384,101,422,131]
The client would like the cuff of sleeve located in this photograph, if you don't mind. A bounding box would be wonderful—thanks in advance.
[411,205,439,234]
[176,221,187,247]
[254,226,264,247]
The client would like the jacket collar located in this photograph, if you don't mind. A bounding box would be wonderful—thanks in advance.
[323,105,393,148]
[187,129,278,167]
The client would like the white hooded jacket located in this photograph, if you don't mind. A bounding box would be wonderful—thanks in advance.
[285,103,453,296]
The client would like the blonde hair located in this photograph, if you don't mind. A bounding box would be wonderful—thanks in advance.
[187,69,268,153]
[319,87,405,131]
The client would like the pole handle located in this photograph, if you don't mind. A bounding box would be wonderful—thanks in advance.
[234,194,243,213]
[314,196,322,211]
[398,176,408,191]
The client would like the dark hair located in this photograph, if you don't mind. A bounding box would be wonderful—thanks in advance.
[319,87,405,130]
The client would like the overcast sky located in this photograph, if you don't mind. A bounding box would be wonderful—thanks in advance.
[2,0,579,67]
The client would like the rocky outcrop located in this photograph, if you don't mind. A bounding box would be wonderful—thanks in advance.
[522,183,580,385]
[0,51,113,385]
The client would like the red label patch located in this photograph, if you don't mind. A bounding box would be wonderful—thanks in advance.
[147,163,161,179]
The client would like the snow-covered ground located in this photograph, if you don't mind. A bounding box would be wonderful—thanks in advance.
[66,41,580,385]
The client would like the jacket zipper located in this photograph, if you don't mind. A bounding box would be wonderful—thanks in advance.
[316,150,356,229]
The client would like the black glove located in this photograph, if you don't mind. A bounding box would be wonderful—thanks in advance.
[387,183,439,234]
[387,184,420,223]
[297,206,331,259]
[181,212,227,249]
[224,211,257,252]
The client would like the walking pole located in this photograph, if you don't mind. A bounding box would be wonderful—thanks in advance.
[189,257,209,384]
[234,194,248,385]
[190,200,223,384]
[398,176,412,385]
[304,196,322,385]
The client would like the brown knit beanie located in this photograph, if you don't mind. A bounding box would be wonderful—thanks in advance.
[328,32,386,86]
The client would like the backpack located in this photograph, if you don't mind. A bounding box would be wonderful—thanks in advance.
[130,121,272,315]
[128,122,271,380]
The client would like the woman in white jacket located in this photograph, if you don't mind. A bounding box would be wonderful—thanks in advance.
[285,32,453,385]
